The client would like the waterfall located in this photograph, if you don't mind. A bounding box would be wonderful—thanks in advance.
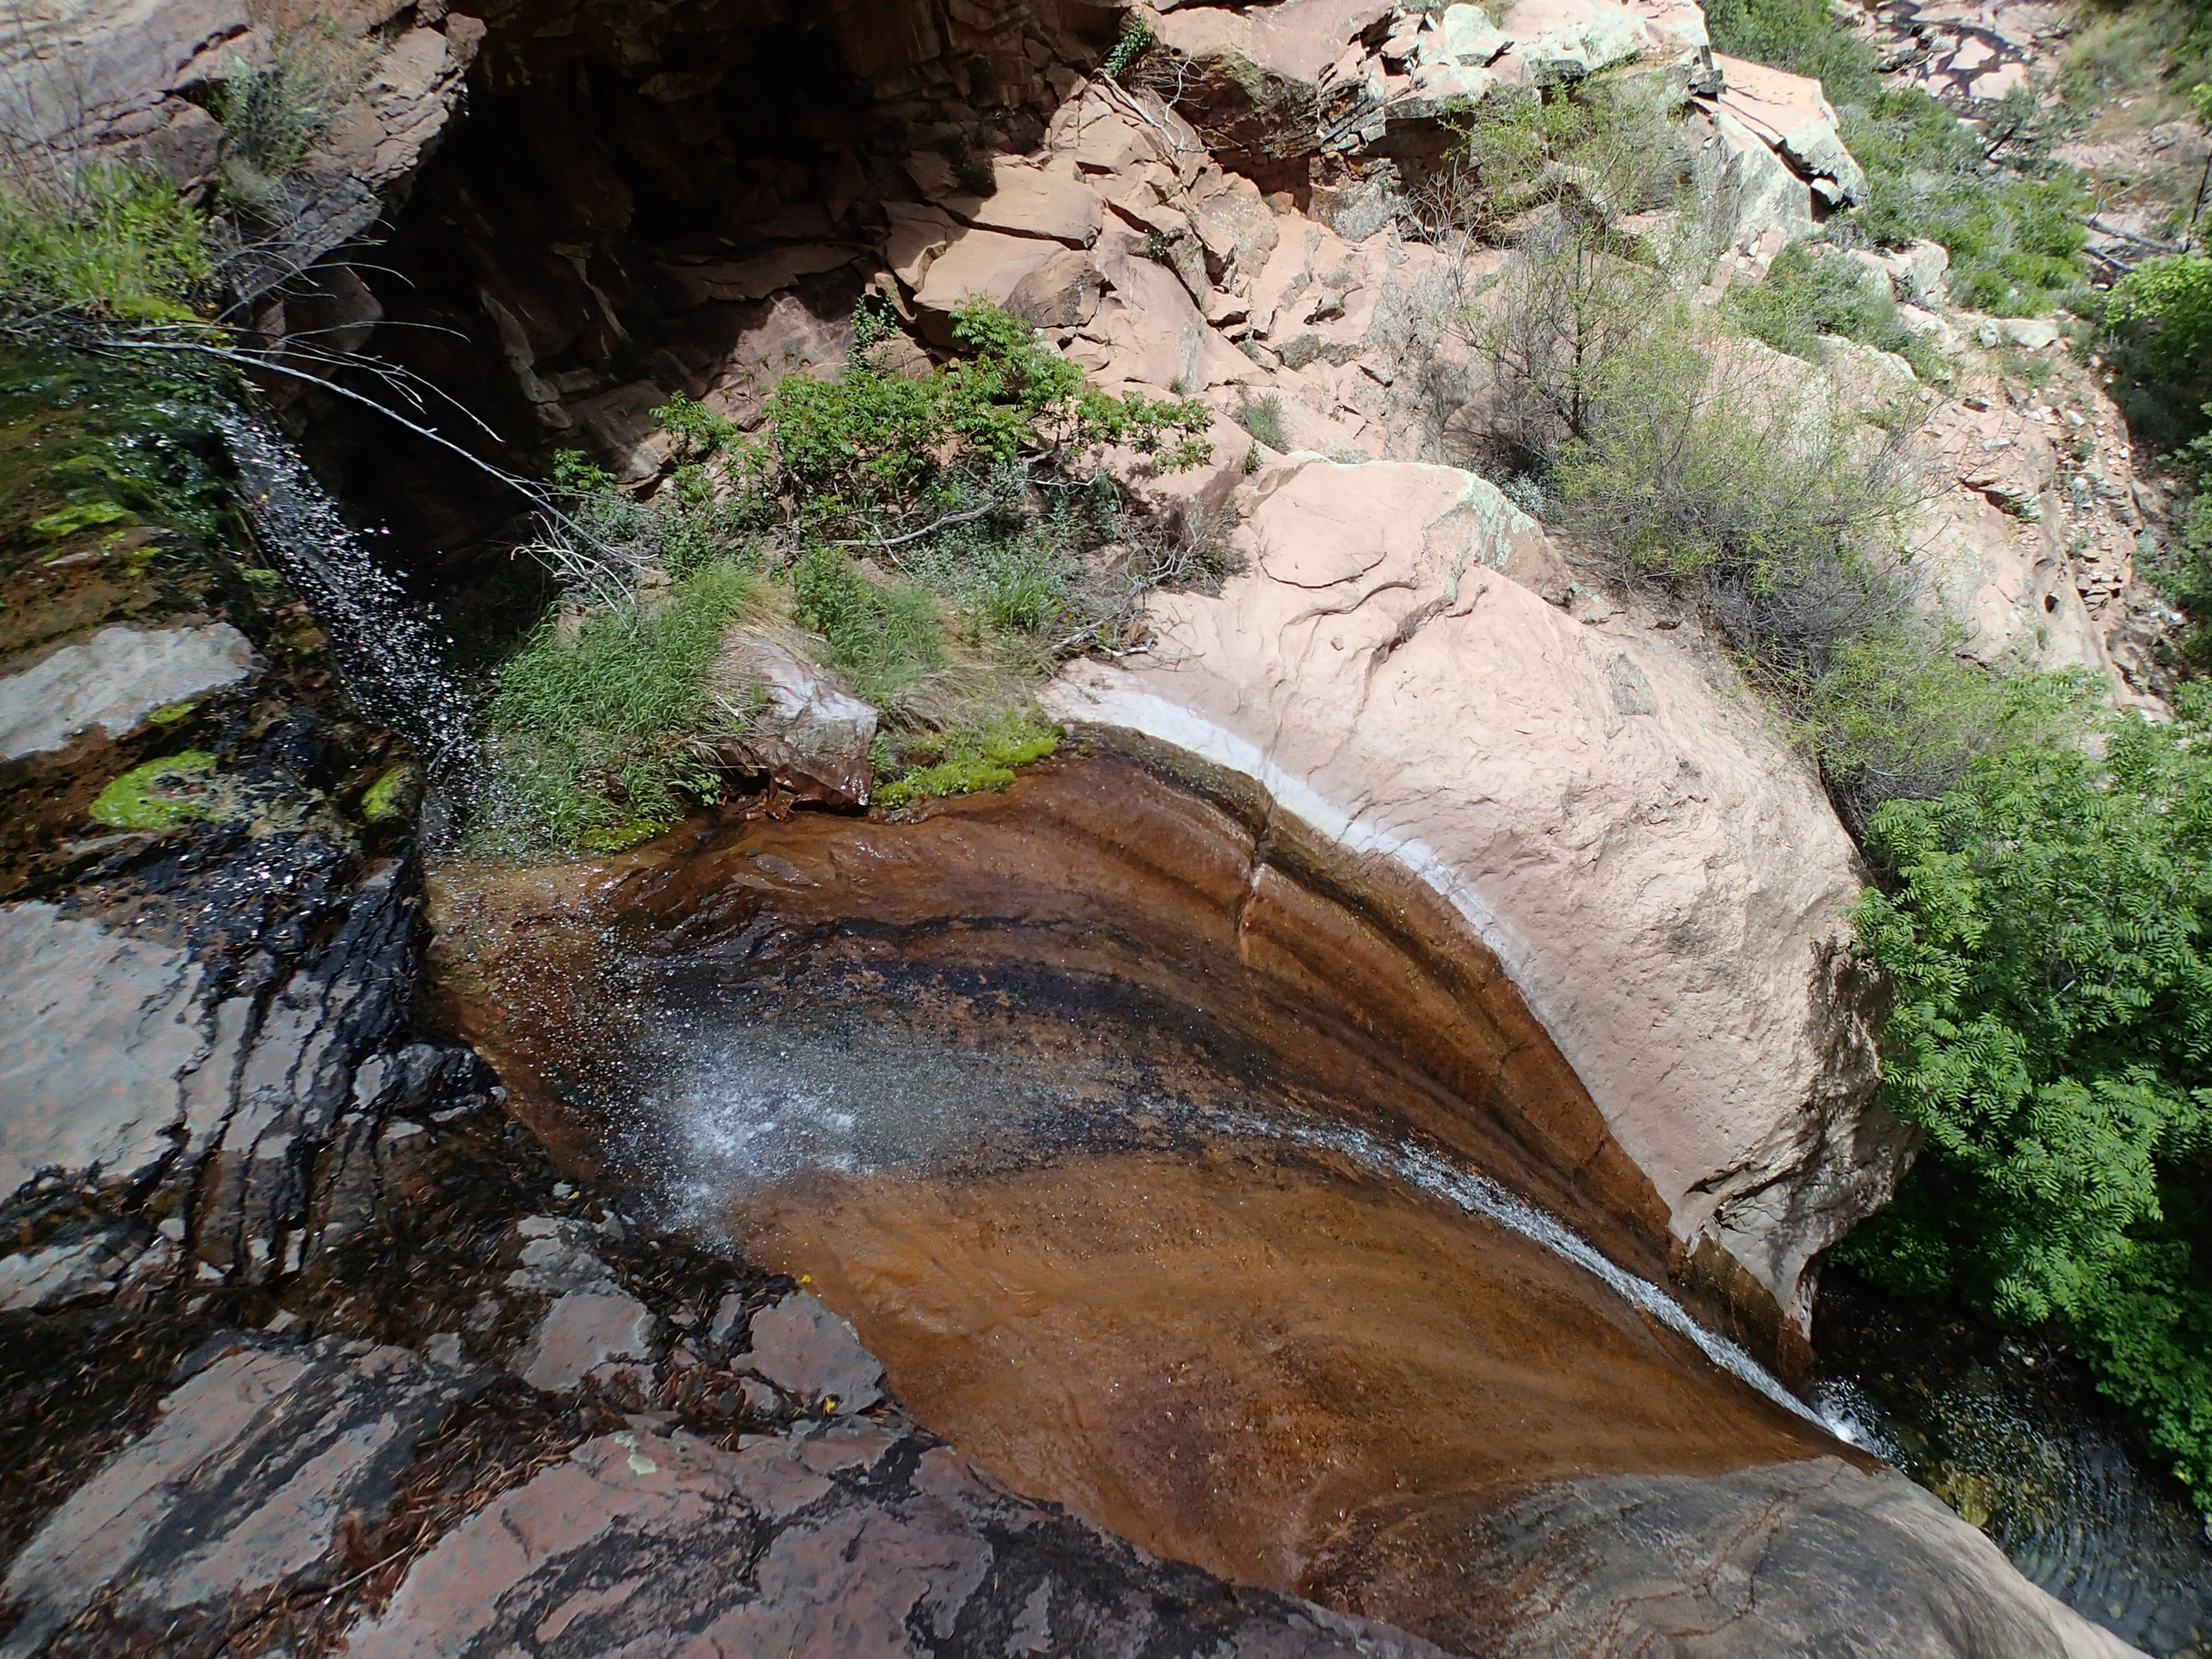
[217,411,476,773]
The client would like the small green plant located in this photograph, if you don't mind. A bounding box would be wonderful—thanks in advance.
[1102,14,1155,81]
[1233,392,1286,450]
[0,167,210,322]
[876,708,1062,808]
[2108,253,2212,384]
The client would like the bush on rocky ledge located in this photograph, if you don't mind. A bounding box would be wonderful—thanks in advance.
[1845,694,2212,1511]
[481,298,1217,847]
[1709,0,2090,317]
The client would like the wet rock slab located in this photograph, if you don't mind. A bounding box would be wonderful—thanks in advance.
[349,1421,1450,1659]
[0,1338,470,1657]
[1317,1456,2147,1658]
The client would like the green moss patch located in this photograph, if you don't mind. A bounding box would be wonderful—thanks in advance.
[30,502,132,541]
[359,763,420,825]
[876,711,1060,810]
[88,751,218,831]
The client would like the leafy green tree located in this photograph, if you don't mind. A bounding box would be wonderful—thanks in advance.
[2108,253,2212,383]
[1845,694,2212,1506]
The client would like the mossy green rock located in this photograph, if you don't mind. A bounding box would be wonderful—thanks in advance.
[88,751,218,830]
[360,763,421,826]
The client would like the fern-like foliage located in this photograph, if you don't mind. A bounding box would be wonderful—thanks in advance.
[1847,691,2212,1508]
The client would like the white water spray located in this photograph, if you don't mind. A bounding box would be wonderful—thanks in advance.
[218,411,476,770]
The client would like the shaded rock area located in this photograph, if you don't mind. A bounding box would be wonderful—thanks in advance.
[0,0,480,297]
[1816,1273,2212,1659]
[1313,1457,2144,1659]
[0,352,479,1303]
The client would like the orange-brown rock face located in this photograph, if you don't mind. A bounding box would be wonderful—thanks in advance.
[430,752,1858,1631]
[735,1145,1827,1601]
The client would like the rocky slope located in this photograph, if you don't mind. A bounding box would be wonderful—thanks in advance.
[245,0,2179,1350]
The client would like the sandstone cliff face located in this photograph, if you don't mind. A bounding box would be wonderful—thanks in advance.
[1042,457,1899,1340]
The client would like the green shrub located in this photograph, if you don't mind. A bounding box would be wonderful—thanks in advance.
[1726,240,1946,382]
[1443,74,1693,243]
[492,301,1218,849]
[483,560,757,849]
[1843,695,2212,1508]
[0,167,209,323]
[1794,633,2097,830]
[1839,92,2089,317]
[2108,253,2212,385]
[209,33,372,205]
[756,297,1210,541]
[1542,314,1914,600]
[1703,0,1883,105]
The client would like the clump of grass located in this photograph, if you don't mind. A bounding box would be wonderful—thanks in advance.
[482,560,757,850]
[791,547,949,707]
[0,167,209,323]
[209,32,373,209]
[1233,391,1286,450]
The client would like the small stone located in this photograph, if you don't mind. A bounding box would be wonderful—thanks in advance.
[741,1293,885,1413]
[708,1290,749,1348]
[514,1290,656,1394]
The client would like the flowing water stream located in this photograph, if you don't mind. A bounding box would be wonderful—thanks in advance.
[218,411,475,772]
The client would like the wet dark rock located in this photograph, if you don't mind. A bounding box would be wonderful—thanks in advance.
[344,1419,1455,1659]
[741,1291,887,1415]
[513,1290,657,1394]
[706,631,879,808]
[0,1337,471,1659]
[0,1228,153,1315]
